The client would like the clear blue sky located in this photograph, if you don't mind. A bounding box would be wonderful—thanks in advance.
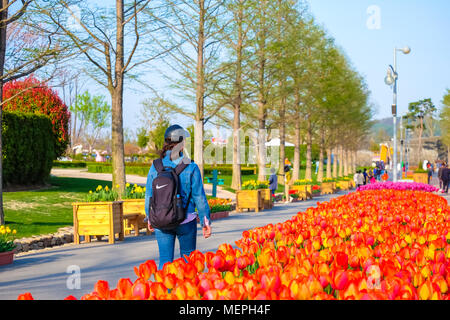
[307,0,450,120]
[72,1,450,131]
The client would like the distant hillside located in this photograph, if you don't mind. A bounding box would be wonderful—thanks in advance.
[370,117,442,139]
[371,118,394,137]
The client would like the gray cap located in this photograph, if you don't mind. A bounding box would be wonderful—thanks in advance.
[164,124,190,143]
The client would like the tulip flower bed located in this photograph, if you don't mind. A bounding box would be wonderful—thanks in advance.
[18,189,450,300]
[357,182,439,193]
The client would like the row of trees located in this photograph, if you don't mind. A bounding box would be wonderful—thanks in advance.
[131,0,373,189]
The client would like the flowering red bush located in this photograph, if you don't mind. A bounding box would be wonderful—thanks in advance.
[18,190,450,300]
[2,76,70,156]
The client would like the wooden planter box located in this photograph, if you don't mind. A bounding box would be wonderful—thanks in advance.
[291,185,313,200]
[72,201,124,244]
[338,180,352,190]
[321,182,335,195]
[259,188,273,209]
[413,173,428,184]
[122,199,151,236]
[198,211,230,223]
[0,250,14,266]
[236,190,264,213]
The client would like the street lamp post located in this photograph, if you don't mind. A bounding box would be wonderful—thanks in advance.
[400,116,403,179]
[385,46,411,182]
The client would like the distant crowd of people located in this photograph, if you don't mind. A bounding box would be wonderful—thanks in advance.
[352,159,450,194]
[422,160,449,194]
[353,161,388,188]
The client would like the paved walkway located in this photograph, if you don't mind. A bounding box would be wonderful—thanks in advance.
[50,168,236,200]
[0,191,350,300]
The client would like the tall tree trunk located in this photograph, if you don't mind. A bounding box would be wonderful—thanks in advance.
[338,145,343,177]
[278,96,286,185]
[231,90,241,190]
[292,117,301,182]
[418,119,423,165]
[256,59,266,181]
[71,80,79,150]
[194,0,205,177]
[343,149,349,176]
[194,119,204,175]
[0,0,6,225]
[305,116,312,180]
[332,147,337,178]
[231,112,241,189]
[256,1,267,182]
[257,114,266,181]
[231,2,243,190]
[318,143,324,182]
[447,146,450,164]
[111,0,126,195]
[276,0,285,186]
[110,88,126,194]
[326,148,332,179]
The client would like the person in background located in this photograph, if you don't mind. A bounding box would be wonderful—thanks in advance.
[427,161,433,184]
[269,168,278,202]
[353,170,360,188]
[367,170,374,183]
[438,162,445,191]
[369,170,376,184]
[362,168,368,185]
[284,158,292,184]
[441,163,449,194]
[358,170,364,187]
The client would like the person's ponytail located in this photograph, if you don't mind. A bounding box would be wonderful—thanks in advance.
[158,139,180,159]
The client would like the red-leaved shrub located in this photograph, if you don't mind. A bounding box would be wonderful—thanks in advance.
[2,76,70,156]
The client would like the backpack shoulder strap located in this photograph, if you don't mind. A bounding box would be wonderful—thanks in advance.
[153,158,164,173]
[174,161,189,176]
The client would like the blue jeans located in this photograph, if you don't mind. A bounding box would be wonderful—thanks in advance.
[154,219,197,269]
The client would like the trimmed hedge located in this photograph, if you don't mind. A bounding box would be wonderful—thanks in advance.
[2,111,55,186]
[87,164,151,177]
[52,161,89,168]
[86,162,257,177]
[204,166,256,176]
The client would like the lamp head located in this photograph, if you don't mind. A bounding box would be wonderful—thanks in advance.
[401,46,411,54]
[384,66,395,85]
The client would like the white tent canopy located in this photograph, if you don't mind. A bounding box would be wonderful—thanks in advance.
[265,138,294,147]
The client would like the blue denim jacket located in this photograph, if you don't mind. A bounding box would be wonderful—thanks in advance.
[144,151,211,227]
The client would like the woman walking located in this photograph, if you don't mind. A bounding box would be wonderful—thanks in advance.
[145,124,212,270]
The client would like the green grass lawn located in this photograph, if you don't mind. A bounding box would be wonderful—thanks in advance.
[3,176,113,239]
